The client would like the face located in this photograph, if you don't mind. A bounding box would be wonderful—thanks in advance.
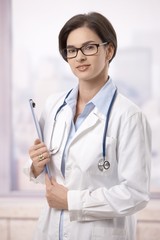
[66,27,113,83]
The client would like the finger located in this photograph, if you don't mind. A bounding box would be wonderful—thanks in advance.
[50,177,57,186]
[33,142,45,150]
[45,174,57,187]
[34,139,41,145]
[45,173,51,186]
[32,143,49,154]
[34,146,50,158]
[29,140,43,153]
[38,151,50,161]
[29,146,48,159]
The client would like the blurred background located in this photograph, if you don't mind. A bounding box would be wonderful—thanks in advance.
[0,0,160,239]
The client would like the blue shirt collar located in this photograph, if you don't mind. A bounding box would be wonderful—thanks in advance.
[65,77,117,116]
[89,78,117,115]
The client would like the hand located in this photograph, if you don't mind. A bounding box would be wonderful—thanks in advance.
[45,174,68,210]
[28,139,51,177]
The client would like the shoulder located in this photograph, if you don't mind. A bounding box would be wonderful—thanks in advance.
[112,92,151,128]
[111,93,151,138]
[114,93,142,118]
[45,91,67,112]
[40,90,69,124]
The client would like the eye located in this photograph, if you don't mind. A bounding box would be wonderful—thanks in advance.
[84,44,96,51]
[67,48,77,54]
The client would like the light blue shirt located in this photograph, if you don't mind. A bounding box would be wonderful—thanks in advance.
[59,78,116,239]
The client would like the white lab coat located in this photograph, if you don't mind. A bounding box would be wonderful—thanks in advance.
[24,90,151,240]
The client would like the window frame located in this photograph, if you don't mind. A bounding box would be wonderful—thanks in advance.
[0,0,12,196]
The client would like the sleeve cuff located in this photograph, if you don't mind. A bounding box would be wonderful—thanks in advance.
[23,159,45,184]
[67,190,86,221]
[29,168,45,184]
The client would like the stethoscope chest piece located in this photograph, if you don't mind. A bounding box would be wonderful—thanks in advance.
[98,158,110,172]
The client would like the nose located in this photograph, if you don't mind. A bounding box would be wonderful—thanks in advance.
[76,49,86,61]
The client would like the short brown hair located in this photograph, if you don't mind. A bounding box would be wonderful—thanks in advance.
[58,12,117,63]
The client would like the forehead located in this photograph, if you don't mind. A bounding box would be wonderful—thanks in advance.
[67,27,101,46]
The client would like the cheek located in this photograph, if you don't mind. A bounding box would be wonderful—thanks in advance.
[69,64,77,76]
[68,61,76,74]
[93,57,107,72]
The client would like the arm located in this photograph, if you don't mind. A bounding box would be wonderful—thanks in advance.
[23,139,51,184]
[45,174,68,210]
[23,92,65,183]
[67,112,151,221]
[29,139,51,178]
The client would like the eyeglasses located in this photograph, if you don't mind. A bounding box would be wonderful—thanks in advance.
[61,42,108,59]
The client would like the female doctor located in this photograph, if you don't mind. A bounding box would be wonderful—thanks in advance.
[25,12,151,240]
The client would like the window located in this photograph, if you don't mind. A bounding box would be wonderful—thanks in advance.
[1,0,160,198]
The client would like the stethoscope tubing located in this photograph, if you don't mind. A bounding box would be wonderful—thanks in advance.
[54,89,73,121]
[102,88,117,159]
[51,86,117,171]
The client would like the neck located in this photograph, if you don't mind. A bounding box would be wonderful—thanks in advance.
[78,76,109,104]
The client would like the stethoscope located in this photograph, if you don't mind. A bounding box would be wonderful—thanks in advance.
[98,88,117,171]
[50,87,117,172]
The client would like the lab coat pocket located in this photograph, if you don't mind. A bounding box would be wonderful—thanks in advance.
[88,136,117,177]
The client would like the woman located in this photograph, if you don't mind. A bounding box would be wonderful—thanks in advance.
[24,12,151,240]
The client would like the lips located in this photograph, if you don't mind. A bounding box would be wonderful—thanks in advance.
[76,64,90,71]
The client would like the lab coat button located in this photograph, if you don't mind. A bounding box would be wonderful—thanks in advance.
[66,167,71,171]
[64,233,68,239]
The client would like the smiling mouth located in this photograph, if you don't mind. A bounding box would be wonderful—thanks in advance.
[77,65,90,71]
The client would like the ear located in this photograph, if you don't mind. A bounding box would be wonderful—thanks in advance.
[105,43,115,62]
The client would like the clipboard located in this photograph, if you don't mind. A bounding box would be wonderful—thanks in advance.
[29,99,50,177]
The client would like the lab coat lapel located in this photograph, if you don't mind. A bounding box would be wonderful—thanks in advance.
[44,105,72,153]
[52,107,72,172]
[51,106,72,153]
[71,109,104,144]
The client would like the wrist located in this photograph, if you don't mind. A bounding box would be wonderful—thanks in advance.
[31,164,44,177]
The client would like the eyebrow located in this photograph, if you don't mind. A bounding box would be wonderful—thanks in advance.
[66,41,96,48]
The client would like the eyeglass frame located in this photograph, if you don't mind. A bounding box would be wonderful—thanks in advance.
[61,41,109,59]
